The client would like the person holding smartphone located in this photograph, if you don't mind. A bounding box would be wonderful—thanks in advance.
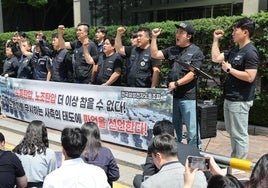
[140,134,207,188]
[184,155,243,188]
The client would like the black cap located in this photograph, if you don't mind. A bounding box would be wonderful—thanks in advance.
[175,22,195,35]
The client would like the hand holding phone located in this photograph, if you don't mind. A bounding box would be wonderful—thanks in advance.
[187,155,209,170]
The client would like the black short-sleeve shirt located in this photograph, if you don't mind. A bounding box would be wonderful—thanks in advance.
[0,150,25,188]
[124,46,162,87]
[96,53,123,86]
[70,40,98,82]
[2,56,19,78]
[51,49,73,82]
[224,43,259,101]
[161,44,204,99]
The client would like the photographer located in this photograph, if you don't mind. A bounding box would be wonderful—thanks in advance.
[184,155,243,188]
[140,134,207,188]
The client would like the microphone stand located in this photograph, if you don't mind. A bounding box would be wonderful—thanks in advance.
[180,61,217,149]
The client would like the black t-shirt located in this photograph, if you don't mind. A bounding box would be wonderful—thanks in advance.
[17,55,33,79]
[0,150,25,188]
[51,49,73,82]
[224,43,259,101]
[162,44,204,99]
[70,40,98,82]
[2,56,19,77]
[96,53,123,86]
[125,46,161,88]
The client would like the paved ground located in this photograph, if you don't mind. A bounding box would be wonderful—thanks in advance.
[1,116,268,187]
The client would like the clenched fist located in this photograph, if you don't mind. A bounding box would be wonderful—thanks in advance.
[213,30,224,40]
[117,27,126,35]
[58,25,65,35]
[152,28,162,37]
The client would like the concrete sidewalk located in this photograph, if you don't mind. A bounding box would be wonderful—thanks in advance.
[1,116,268,186]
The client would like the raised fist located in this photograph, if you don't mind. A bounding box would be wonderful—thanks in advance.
[152,28,162,37]
[117,27,126,35]
[58,25,65,35]
[213,30,224,39]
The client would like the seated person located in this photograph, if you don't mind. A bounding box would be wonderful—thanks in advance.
[133,120,201,188]
[81,122,120,187]
[13,120,57,187]
[43,127,110,188]
[0,132,27,188]
[184,155,243,188]
[140,134,207,188]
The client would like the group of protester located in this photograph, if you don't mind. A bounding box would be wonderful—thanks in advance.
[1,119,267,188]
[0,14,261,187]
[2,16,259,159]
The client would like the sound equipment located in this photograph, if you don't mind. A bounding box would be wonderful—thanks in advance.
[198,103,217,139]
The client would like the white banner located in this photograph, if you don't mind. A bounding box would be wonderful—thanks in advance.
[0,77,172,150]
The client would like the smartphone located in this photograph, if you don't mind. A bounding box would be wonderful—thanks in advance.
[187,155,209,170]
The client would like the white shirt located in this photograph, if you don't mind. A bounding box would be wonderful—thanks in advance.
[16,148,57,182]
[43,158,111,188]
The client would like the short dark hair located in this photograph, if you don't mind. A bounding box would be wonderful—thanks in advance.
[104,36,115,46]
[5,41,17,55]
[61,127,87,158]
[52,33,65,41]
[153,120,174,137]
[148,133,178,157]
[77,22,89,28]
[52,33,58,39]
[95,26,107,35]
[208,174,243,188]
[77,22,89,34]
[137,27,151,38]
[0,132,5,143]
[233,17,255,38]
[18,31,27,38]
[249,153,268,188]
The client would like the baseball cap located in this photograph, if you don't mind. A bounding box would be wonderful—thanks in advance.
[175,22,195,35]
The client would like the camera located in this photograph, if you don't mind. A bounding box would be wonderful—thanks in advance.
[187,155,209,170]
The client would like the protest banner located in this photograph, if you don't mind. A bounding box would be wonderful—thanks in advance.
[0,77,172,150]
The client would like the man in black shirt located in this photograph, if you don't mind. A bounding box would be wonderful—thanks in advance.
[2,41,19,78]
[151,22,204,148]
[115,27,161,147]
[211,18,259,159]
[115,26,161,88]
[58,23,98,84]
[50,32,73,82]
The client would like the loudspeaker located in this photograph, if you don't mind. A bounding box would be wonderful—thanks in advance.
[198,103,217,139]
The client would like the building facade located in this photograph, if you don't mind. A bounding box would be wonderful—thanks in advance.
[74,0,267,26]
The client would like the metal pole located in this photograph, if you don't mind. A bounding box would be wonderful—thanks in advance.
[200,151,255,171]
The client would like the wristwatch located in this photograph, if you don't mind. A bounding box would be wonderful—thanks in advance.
[175,81,179,87]
[226,68,231,74]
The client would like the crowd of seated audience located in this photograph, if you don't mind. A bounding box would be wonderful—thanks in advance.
[1,120,267,188]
